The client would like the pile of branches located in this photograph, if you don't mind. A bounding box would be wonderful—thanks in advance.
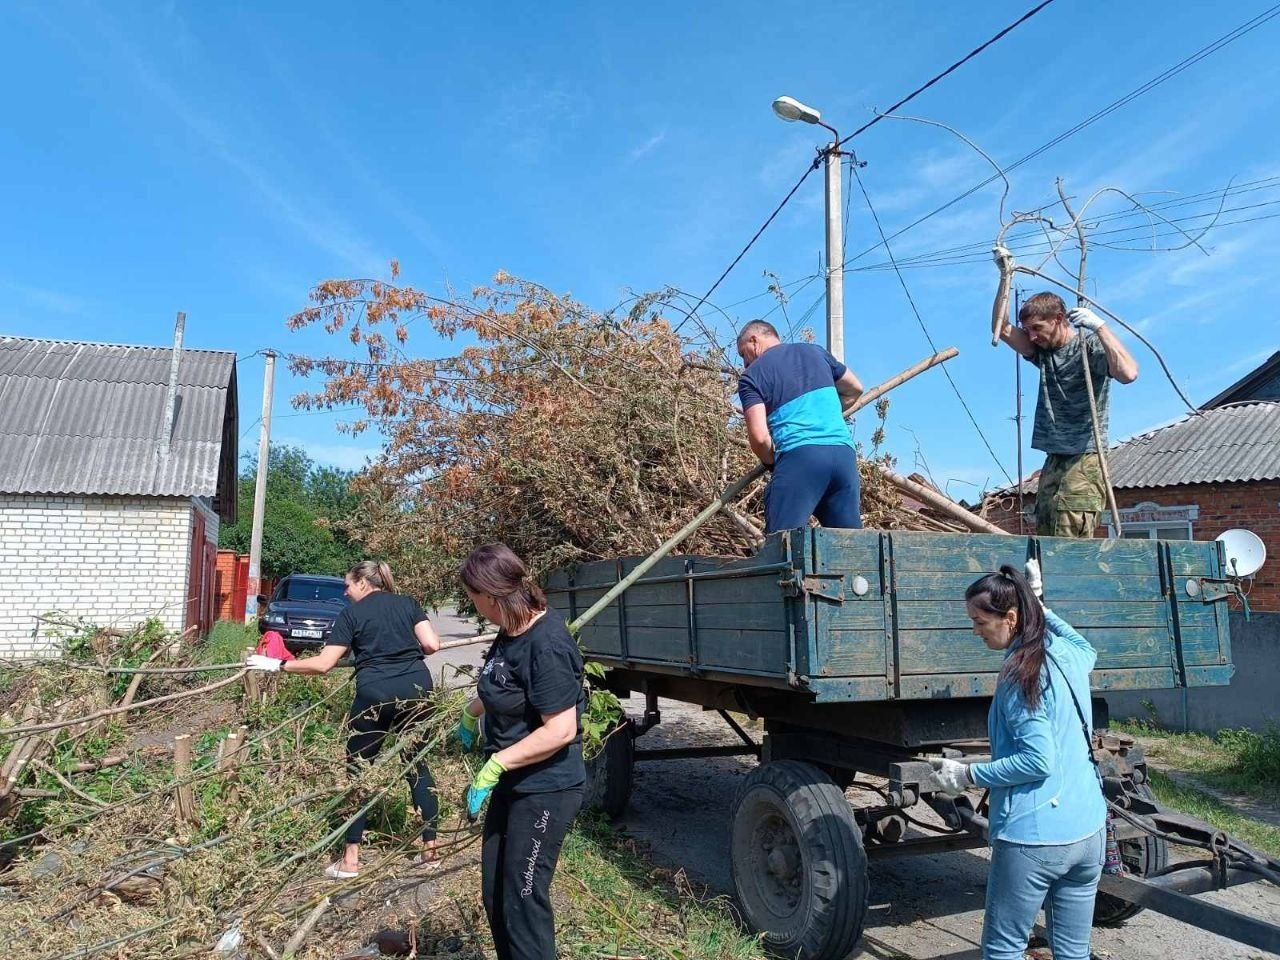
[0,630,479,959]
[288,269,908,600]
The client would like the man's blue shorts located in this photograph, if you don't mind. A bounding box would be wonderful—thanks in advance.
[764,443,862,534]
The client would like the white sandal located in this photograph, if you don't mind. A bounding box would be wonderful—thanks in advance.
[324,861,359,879]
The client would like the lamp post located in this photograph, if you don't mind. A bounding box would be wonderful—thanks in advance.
[772,96,844,362]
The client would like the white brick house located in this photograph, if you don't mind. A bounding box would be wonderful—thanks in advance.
[0,337,238,658]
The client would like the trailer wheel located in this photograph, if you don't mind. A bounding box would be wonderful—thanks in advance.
[1093,782,1168,926]
[584,717,634,818]
[730,760,868,960]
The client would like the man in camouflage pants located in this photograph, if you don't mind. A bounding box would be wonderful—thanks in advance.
[996,286,1139,537]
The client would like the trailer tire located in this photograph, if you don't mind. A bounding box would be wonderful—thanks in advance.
[584,717,634,819]
[1092,782,1168,927]
[730,760,868,960]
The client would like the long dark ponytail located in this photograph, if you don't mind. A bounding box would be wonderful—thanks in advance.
[966,564,1047,709]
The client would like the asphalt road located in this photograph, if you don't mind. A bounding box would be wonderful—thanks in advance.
[424,607,1280,959]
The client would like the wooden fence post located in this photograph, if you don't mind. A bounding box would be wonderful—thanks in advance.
[173,734,197,827]
[243,647,262,706]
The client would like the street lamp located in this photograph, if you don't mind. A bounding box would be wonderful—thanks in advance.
[772,95,845,362]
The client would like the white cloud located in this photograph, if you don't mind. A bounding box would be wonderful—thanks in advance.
[628,129,667,161]
[88,9,386,275]
[0,279,87,315]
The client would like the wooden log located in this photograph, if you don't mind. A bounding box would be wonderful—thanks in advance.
[218,733,240,773]
[173,734,197,826]
[876,466,1008,535]
[281,896,332,959]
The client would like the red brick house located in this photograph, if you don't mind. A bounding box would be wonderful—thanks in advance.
[980,352,1280,611]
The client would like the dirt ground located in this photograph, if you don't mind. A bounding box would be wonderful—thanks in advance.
[429,608,1280,960]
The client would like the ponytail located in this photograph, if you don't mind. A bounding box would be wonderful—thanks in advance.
[965,564,1047,709]
[459,543,546,633]
[347,559,396,593]
[377,562,396,594]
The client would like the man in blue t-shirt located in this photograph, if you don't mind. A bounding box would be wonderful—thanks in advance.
[736,319,865,534]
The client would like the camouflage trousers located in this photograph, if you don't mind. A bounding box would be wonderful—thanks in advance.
[1036,452,1106,538]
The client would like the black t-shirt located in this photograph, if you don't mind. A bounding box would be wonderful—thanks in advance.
[325,591,431,685]
[477,613,586,793]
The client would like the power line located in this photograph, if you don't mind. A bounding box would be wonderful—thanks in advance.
[855,199,1280,272]
[851,161,1015,485]
[843,4,1280,268]
[870,175,1280,268]
[672,0,1058,343]
[837,0,1059,148]
[671,163,818,339]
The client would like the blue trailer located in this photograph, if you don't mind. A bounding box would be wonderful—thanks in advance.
[546,529,1278,959]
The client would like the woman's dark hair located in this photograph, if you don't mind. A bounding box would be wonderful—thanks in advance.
[348,560,396,593]
[459,543,546,633]
[965,564,1047,709]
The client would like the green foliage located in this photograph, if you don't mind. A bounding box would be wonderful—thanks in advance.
[1215,724,1280,790]
[218,443,363,578]
[582,686,622,761]
[1115,719,1280,799]
[201,620,258,665]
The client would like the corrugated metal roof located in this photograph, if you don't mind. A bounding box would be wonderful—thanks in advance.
[1107,401,1280,488]
[0,337,237,501]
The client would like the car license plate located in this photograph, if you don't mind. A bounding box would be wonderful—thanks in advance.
[291,628,323,639]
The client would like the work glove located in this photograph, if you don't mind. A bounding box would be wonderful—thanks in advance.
[1024,558,1044,599]
[992,243,1014,268]
[465,755,506,821]
[456,707,481,752]
[1067,306,1105,333]
[929,757,972,796]
[245,654,283,672]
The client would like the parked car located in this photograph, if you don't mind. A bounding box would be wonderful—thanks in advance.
[257,574,349,653]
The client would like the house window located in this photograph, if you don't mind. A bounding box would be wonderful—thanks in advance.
[1102,501,1198,540]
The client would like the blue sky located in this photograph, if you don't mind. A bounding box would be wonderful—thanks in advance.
[4,1,1279,501]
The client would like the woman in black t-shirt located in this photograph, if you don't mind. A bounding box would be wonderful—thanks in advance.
[457,543,585,960]
[246,560,441,879]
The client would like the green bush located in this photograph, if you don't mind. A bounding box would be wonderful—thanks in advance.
[1216,723,1280,791]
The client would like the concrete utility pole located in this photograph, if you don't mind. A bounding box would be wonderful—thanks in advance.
[823,143,845,362]
[772,95,845,361]
[244,350,276,623]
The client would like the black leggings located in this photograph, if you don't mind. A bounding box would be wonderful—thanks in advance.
[481,784,584,960]
[344,673,438,845]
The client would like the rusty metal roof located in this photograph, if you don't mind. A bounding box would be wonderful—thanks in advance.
[1106,401,1280,488]
[0,337,238,517]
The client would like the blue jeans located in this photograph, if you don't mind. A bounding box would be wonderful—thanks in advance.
[983,828,1104,960]
[764,443,862,534]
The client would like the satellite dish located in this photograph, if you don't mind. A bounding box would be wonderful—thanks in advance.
[1216,529,1266,578]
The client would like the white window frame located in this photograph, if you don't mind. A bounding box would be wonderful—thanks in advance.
[1102,501,1199,539]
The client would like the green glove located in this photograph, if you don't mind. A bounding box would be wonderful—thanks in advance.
[457,707,480,751]
[466,755,506,821]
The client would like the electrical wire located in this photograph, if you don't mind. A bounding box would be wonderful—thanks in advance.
[835,0,1060,149]
[852,161,1015,485]
[844,4,1280,268]
[671,163,818,340]
[671,0,1059,343]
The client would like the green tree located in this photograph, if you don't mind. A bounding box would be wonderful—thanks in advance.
[218,444,363,578]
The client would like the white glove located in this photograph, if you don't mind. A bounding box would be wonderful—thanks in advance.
[1024,558,1044,598]
[992,244,1014,268]
[929,757,972,796]
[1067,306,1105,332]
[245,654,283,672]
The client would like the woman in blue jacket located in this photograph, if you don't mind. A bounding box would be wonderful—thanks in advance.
[932,564,1106,960]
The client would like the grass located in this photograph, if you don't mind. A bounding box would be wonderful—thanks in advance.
[201,619,259,665]
[1146,769,1280,859]
[555,810,765,960]
[1114,719,1280,802]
